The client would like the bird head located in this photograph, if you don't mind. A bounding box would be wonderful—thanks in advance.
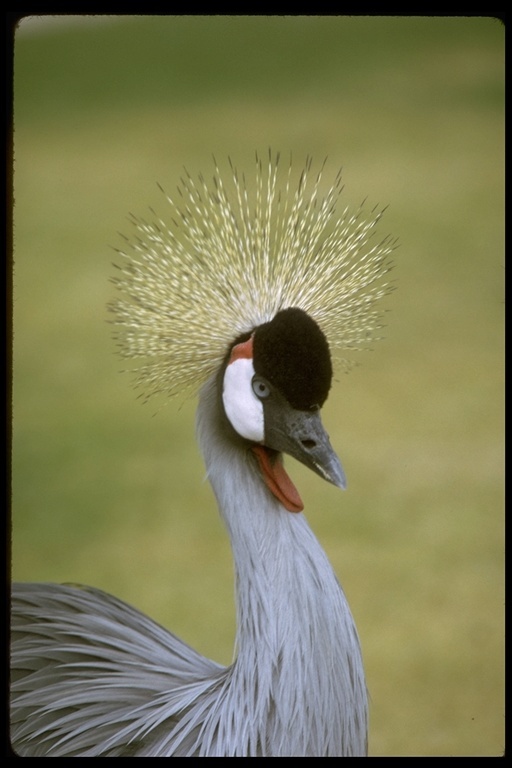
[221,307,345,512]
[109,151,395,510]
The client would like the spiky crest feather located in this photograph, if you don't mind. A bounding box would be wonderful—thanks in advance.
[109,151,396,401]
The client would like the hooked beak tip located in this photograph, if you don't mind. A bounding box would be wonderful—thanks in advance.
[313,453,347,490]
[335,475,347,491]
[328,463,347,491]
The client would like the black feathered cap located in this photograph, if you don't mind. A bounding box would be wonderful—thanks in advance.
[253,308,333,411]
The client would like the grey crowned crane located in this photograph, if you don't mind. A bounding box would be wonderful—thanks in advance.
[10,152,395,756]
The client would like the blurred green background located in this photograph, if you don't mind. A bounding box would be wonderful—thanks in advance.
[12,16,504,756]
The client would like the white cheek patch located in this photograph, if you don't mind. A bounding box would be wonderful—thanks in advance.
[222,357,264,443]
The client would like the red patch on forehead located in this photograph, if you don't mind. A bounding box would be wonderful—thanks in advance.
[228,334,254,364]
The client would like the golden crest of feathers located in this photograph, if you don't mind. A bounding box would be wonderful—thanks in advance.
[109,151,396,401]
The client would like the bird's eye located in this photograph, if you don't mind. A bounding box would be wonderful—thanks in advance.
[252,377,270,399]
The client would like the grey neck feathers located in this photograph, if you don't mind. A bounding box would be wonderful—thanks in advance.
[196,376,368,756]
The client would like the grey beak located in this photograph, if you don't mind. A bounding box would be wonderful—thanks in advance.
[263,398,346,490]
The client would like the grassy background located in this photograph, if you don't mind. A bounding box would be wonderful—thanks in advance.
[12,16,504,756]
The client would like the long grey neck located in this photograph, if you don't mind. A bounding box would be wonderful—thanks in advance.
[195,376,367,756]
